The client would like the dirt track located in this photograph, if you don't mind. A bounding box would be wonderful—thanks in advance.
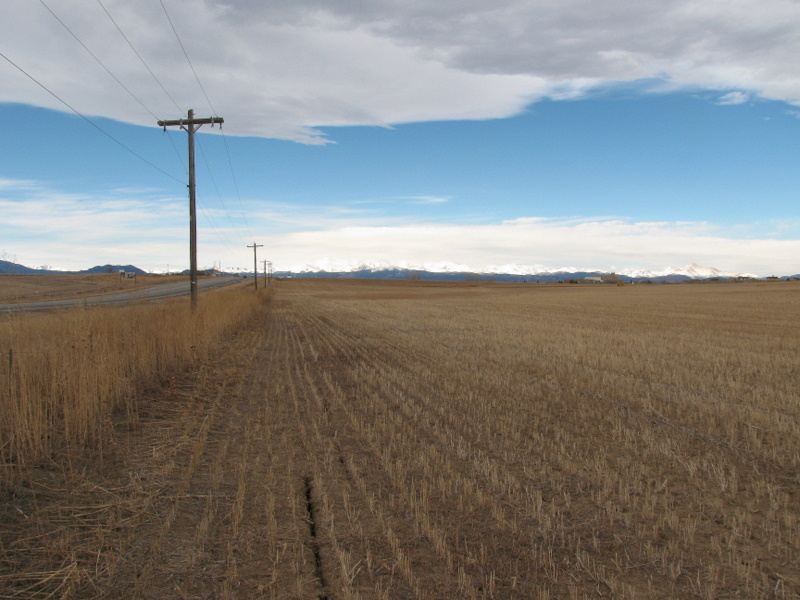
[2,280,798,599]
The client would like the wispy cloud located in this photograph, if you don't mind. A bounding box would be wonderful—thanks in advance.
[0,177,39,191]
[351,195,452,206]
[717,91,750,105]
[406,195,451,204]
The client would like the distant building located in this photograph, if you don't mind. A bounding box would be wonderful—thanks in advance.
[583,273,620,284]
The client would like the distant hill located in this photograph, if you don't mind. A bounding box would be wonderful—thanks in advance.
[83,264,148,275]
[0,260,46,274]
[0,261,147,275]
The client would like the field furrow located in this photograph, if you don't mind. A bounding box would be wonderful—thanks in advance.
[2,280,797,599]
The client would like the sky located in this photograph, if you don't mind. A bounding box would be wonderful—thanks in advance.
[1,0,800,276]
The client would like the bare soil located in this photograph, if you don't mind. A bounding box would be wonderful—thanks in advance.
[1,279,797,599]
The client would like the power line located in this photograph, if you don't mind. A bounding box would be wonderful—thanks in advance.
[91,0,188,172]
[0,51,183,184]
[158,0,217,116]
[195,192,241,258]
[38,0,160,122]
[196,136,246,241]
[96,0,184,115]
[220,131,254,239]
[163,128,188,175]
[10,3,247,271]
[40,0,189,178]
[157,0,254,240]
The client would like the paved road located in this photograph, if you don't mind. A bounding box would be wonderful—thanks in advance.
[0,276,241,312]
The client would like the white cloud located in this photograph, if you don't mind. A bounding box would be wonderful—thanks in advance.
[717,91,750,105]
[0,182,192,271]
[265,217,799,276]
[4,0,800,142]
[2,181,797,275]
[403,196,451,204]
[0,178,38,191]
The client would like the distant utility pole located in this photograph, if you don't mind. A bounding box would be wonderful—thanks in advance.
[248,242,263,290]
[157,109,224,308]
[267,260,273,284]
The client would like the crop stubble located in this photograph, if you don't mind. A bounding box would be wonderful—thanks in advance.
[1,279,798,599]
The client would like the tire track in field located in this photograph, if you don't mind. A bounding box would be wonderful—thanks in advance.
[227,303,322,599]
[282,301,484,598]
[272,301,468,598]
[283,298,688,597]
[285,293,799,599]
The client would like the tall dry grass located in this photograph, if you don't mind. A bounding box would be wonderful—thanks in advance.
[0,284,270,482]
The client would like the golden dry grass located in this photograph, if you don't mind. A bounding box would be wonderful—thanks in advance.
[0,279,797,599]
[0,273,189,303]
[0,283,269,475]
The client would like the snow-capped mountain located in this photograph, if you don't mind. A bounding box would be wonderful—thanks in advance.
[286,260,760,280]
[617,263,759,280]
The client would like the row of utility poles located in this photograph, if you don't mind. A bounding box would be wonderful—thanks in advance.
[159,109,272,307]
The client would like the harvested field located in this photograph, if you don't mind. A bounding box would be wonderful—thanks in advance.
[1,279,798,599]
[0,273,189,303]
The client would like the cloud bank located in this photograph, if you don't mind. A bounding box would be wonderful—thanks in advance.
[2,180,796,276]
[3,0,800,142]
[272,218,799,277]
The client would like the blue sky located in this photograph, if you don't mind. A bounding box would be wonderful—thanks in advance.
[2,1,800,276]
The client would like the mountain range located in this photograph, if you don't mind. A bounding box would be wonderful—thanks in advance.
[1,259,794,282]
[276,261,787,282]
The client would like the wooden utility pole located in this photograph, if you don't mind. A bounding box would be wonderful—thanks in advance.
[248,242,263,290]
[157,109,223,308]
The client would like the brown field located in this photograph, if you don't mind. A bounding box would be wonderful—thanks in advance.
[0,273,189,303]
[0,279,798,599]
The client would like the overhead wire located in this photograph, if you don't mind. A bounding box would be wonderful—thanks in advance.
[38,0,161,122]
[157,0,255,243]
[196,137,246,240]
[196,196,241,260]
[39,0,189,179]
[91,0,187,173]
[220,129,254,239]
[0,50,183,184]
[22,0,255,265]
[158,0,217,117]
[85,0,240,262]
[96,0,184,115]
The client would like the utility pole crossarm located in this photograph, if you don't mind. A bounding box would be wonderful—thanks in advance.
[158,116,224,128]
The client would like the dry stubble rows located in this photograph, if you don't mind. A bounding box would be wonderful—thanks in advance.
[1,279,797,599]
